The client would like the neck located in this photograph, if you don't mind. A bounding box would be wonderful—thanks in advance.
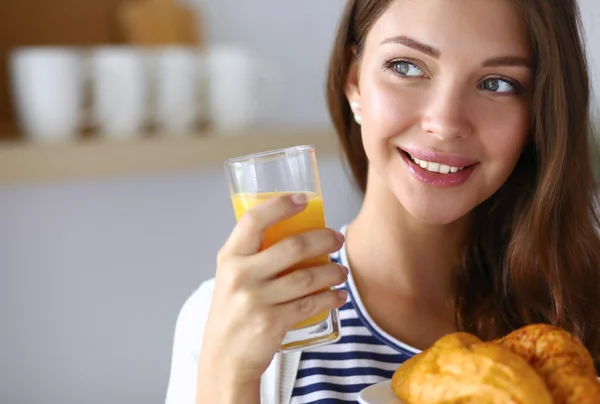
[347,168,471,310]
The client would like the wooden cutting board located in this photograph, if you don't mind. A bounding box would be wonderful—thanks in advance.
[118,0,203,46]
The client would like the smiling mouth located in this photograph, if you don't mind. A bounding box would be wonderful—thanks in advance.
[402,150,475,175]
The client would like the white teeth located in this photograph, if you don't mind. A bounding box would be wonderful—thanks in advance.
[427,162,440,172]
[408,154,464,174]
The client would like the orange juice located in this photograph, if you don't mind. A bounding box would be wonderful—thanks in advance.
[231,192,331,328]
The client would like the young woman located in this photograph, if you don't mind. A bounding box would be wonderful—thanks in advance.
[165,0,600,403]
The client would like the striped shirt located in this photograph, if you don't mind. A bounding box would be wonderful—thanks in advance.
[290,229,421,403]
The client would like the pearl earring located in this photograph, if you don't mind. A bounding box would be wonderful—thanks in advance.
[351,101,362,126]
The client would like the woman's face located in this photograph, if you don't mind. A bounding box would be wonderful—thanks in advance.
[349,0,532,224]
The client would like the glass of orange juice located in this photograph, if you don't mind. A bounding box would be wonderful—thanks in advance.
[224,145,342,352]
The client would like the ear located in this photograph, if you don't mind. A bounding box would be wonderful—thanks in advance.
[345,47,361,107]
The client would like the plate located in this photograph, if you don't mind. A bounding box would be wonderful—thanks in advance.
[358,381,405,404]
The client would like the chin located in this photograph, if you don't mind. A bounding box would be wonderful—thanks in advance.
[393,187,476,226]
[386,169,497,226]
[404,203,472,225]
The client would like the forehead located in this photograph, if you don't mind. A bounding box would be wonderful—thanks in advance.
[366,0,531,58]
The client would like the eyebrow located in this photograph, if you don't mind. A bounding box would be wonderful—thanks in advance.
[380,35,532,68]
[482,56,531,68]
[381,36,441,58]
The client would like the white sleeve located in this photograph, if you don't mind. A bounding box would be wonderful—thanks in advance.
[165,278,216,404]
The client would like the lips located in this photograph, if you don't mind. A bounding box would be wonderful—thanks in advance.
[398,147,478,187]
[400,147,479,168]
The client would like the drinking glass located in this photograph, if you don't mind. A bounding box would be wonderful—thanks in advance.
[225,145,342,352]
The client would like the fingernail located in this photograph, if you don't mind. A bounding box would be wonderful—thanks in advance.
[291,193,308,205]
[340,265,349,276]
[337,290,349,301]
[337,232,346,242]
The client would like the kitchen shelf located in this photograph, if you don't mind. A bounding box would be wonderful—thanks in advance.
[0,129,341,186]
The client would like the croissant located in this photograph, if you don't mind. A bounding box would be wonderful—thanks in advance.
[392,324,600,404]
[494,324,600,404]
[391,332,553,404]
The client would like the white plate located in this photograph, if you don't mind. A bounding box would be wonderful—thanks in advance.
[358,381,405,404]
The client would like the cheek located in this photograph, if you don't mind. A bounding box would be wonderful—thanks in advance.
[358,74,422,159]
[476,100,530,166]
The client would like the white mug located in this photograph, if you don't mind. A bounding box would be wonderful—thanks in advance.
[207,45,282,133]
[150,46,207,135]
[88,47,150,139]
[10,47,85,142]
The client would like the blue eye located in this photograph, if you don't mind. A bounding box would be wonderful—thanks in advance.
[480,78,521,94]
[386,61,424,77]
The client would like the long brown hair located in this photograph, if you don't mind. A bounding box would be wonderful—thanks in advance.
[327,0,600,361]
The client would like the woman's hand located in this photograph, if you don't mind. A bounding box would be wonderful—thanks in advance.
[196,193,348,403]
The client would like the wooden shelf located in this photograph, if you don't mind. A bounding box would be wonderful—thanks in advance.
[0,129,341,186]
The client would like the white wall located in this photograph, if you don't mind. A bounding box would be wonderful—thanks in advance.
[0,1,598,403]
[581,0,600,121]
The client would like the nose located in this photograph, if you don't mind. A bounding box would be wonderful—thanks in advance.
[420,81,473,141]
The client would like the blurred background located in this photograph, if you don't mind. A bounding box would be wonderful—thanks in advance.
[0,0,598,403]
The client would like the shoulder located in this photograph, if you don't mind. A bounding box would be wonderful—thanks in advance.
[165,278,216,404]
[180,278,216,318]
[174,278,216,353]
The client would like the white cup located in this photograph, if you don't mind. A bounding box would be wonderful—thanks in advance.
[88,47,150,139]
[10,47,85,142]
[150,46,207,135]
[207,45,282,133]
